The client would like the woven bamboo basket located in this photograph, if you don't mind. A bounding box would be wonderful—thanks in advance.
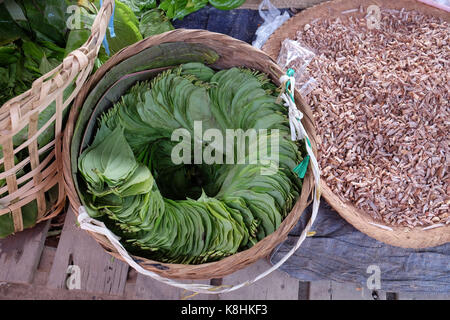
[263,0,450,248]
[0,0,115,237]
[62,29,319,285]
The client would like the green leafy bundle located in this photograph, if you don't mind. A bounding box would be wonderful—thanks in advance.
[0,0,171,106]
[126,0,246,21]
[0,0,71,106]
[0,0,151,238]
[0,0,246,106]
[65,0,146,70]
[78,63,304,264]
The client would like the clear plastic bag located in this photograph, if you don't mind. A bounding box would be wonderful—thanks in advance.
[277,38,318,97]
[252,0,290,49]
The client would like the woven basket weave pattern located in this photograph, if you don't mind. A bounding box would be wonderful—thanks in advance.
[0,0,115,234]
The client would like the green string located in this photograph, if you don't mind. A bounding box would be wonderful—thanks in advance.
[286,68,311,178]
[305,137,311,148]
[287,68,295,77]
[294,137,312,178]
[286,68,295,102]
[293,155,310,179]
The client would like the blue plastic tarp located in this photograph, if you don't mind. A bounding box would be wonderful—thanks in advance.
[270,203,450,294]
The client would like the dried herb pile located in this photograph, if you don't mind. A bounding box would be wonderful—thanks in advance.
[290,9,449,228]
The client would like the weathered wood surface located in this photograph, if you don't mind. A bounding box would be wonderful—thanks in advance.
[0,220,50,284]
[0,282,131,300]
[217,259,300,300]
[46,208,129,296]
[1,241,449,300]
[297,281,310,300]
[309,280,332,300]
[309,280,396,300]
[398,292,450,300]
[33,246,56,286]
[1,212,448,300]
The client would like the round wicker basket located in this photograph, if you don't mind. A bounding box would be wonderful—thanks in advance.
[263,0,450,248]
[0,0,114,236]
[63,29,319,280]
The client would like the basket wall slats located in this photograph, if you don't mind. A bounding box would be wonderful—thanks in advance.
[0,0,115,235]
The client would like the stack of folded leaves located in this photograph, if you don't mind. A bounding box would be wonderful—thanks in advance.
[78,63,305,264]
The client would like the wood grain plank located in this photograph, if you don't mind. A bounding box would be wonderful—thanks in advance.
[216,259,299,300]
[34,246,56,286]
[329,281,387,300]
[134,273,212,300]
[308,280,332,300]
[0,220,50,284]
[0,282,131,300]
[47,208,129,296]
[298,281,310,300]
[310,280,389,300]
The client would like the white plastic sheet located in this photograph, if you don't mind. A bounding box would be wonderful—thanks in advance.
[252,0,290,49]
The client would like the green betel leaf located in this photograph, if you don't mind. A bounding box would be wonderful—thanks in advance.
[208,0,245,10]
[180,62,215,82]
[76,1,143,56]
[19,0,68,46]
[121,0,157,17]
[77,64,305,264]
[22,41,45,66]
[39,54,59,74]
[97,127,138,185]
[96,0,143,55]
[64,29,91,57]
[0,46,19,66]
[79,126,138,191]
[159,0,208,20]
[0,2,28,45]
[0,0,75,108]
[116,164,154,197]
[139,9,174,38]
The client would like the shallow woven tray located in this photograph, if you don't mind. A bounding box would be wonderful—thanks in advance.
[263,0,450,248]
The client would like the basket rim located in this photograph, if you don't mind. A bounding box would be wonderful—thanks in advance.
[62,28,319,279]
[262,0,450,248]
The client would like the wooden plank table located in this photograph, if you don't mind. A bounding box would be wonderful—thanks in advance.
[217,259,299,300]
[47,208,129,296]
[1,207,448,300]
[0,220,50,284]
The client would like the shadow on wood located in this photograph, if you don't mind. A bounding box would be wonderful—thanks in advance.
[46,208,129,296]
[0,221,50,284]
